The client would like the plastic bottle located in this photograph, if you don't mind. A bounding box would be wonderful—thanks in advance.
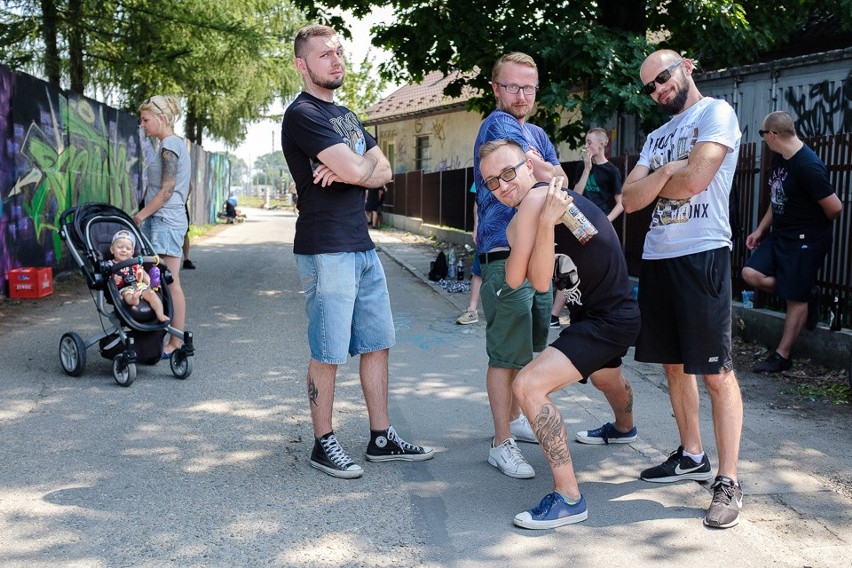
[561,203,598,244]
[456,258,464,281]
[829,294,841,331]
[447,248,456,280]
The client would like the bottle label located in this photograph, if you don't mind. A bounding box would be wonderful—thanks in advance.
[561,203,598,245]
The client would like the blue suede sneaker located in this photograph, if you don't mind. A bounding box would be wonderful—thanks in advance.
[575,422,638,445]
[513,492,588,529]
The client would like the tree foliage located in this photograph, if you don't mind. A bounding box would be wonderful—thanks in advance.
[336,50,388,120]
[0,0,306,146]
[292,0,852,146]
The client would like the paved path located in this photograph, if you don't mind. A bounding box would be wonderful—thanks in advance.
[0,207,849,567]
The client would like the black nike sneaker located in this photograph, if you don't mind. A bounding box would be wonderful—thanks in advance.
[640,446,713,483]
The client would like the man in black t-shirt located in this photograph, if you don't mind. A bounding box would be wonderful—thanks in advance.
[478,139,640,530]
[281,24,433,480]
[742,111,842,373]
[573,128,623,222]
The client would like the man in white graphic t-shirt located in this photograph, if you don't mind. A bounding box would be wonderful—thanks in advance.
[622,49,744,529]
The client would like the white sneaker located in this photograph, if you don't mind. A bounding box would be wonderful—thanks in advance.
[488,438,535,479]
[510,414,538,444]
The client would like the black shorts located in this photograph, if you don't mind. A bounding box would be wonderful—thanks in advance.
[634,247,733,375]
[745,231,831,301]
[550,303,640,379]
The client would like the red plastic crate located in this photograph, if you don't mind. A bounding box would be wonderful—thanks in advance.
[8,267,54,299]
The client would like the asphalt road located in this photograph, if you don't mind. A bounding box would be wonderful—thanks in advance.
[0,207,849,567]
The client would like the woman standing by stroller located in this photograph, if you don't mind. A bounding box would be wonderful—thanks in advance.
[133,95,190,358]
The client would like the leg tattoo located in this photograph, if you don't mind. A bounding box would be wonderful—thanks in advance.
[624,381,634,414]
[533,404,571,466]
[307,375,319,407]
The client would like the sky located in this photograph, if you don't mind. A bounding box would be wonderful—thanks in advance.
[205,7,398,172]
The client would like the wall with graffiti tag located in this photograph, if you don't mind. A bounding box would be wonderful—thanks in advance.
[0,65,230,296]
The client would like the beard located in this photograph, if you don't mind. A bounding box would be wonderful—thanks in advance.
[657,82,689,115]
[306,65,344,90]
[496,99,531,120]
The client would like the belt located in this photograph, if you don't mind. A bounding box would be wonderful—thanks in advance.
[478,250,511,264]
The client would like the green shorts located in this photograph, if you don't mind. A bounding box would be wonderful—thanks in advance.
[480,259,551,368]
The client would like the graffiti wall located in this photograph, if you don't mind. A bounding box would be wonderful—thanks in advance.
[0,65,229,296]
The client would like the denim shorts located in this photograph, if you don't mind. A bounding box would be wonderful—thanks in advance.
[295,249,396,364]
[142,216,186,258]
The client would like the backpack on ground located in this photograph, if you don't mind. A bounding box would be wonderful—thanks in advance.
[428,251,448,281]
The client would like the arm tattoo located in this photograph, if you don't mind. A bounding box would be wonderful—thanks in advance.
[160,149,178,200]
[307,375,319,407]
[532,404,572,467]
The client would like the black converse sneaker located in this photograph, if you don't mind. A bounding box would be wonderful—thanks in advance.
[310,432,364,479]
[365,425,435,462]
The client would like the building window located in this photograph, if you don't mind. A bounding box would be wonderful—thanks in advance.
[383,141,395,173]
[415,136,430,172]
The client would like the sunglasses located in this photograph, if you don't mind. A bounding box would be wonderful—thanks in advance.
[484,159,526,191]
[144,97,166,115]
[640,60,683,96]
[758,129,775,137]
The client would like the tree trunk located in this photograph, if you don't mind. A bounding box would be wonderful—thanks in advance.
[40,0,61,88]
[68,0,85,93]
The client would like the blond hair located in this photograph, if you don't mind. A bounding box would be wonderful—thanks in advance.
[138,95,181,127]
[479,139,525,161]
[491,52,537,83]
[587,127,609,143]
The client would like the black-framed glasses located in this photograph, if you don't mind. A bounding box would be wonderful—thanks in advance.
[496,83,538,95]
[640,60,683,96]
[484,160,527,191]
[758,129,775,137]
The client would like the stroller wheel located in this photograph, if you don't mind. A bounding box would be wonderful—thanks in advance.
[59,332,87,377]
[112,354,137,387]
[169,348,193,380]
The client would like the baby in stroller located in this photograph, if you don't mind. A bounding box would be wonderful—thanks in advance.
[58,203,194,386]
[108,230,169,323]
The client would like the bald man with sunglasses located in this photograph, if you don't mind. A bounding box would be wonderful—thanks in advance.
[622,49,745,529]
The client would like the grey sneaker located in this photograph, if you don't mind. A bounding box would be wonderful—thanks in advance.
[488,438,535,479]
[509,414,538,444]
[704,476,743,528]
[310,432,363,479]
[456,310,478,325]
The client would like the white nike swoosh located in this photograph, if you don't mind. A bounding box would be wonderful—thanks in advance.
[674,463,704,474]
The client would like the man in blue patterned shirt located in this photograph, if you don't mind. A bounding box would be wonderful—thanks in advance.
[473,52,569,480]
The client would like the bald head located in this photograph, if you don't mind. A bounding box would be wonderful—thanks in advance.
[639,50,683,81]
[762,111,797,138]
[639,49,699,115]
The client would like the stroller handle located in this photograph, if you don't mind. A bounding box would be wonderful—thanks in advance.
[104,255,162,275]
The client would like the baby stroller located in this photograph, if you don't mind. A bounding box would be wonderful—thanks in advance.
[57,203,195,386]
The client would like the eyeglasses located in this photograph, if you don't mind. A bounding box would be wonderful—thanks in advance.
[640,60,683,96]
[758,129,775,137]
[496,83,538,95]
[484,160,527,191]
